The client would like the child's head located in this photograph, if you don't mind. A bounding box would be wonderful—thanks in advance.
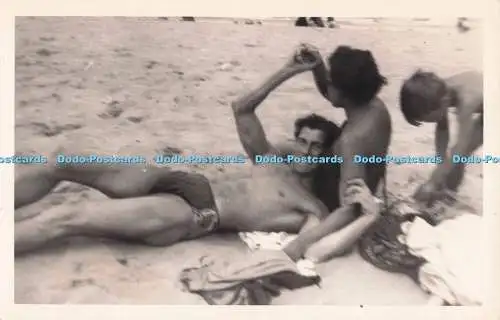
[400,70,450,126]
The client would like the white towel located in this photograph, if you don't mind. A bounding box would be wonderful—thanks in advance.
[402,214,484,305]
[238,231,297,251]
[238,231,317,277]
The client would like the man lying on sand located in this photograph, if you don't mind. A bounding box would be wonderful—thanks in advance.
[399,70,483,205]
[281,44,392,263]
[15,47,344,255]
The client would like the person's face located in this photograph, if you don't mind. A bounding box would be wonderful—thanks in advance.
[291,127,326,174]
[413,94,450,123]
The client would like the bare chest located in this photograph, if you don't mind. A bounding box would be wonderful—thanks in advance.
[218,168,319,219]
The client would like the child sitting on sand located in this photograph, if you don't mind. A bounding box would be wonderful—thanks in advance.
[399,70,483,206]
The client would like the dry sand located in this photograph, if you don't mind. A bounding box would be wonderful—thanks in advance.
[14,17,483,304]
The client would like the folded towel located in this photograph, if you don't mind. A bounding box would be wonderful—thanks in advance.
[179,250,320,305]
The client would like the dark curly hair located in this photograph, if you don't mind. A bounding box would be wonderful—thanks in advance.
[294,113,342,148]
[328,46,387,105]
[400,70,448,126]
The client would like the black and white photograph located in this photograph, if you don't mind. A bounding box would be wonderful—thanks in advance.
[13,16,484,305]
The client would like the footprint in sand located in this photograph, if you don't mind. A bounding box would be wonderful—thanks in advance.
[116,258,129,266]
[39,36,56,42]
[113,47,133,58]
[173,95,195,105]
[98,99,130,119]
[158,145,183,156]
[36,48,58,57]
[215,60,241,72]
[30,122,82,137]
[145,60,160,70]
[126,116,145,124]
[51,93,62,102]
[73,262,84,273]
[70,278,95,288]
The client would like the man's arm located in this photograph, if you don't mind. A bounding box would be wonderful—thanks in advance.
[295,192,331,233]
[299,44,335,104]
[435,114,450,160]
[415,102,483,203]
[231,66,307,163]
[283,137,374,260]
[310,60,333,102]
[304,209,379,262]
[430,111,482,185]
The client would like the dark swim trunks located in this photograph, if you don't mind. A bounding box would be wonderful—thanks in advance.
[151,170,220,233]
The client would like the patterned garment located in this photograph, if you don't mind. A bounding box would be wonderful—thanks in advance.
[179,250,320,305]
[357,192,469,282]
[358,200,426,282]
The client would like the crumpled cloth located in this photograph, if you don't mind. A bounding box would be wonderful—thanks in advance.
[402,213,484,305]
[179,250,320,305]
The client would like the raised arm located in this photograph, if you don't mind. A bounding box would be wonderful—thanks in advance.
[231,51,320,162]
[298,44,334,103]
[311,59,333,101]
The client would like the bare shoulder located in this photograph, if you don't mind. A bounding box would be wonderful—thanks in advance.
[371,97,391,120]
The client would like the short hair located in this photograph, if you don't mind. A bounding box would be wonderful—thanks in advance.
[400,70,447,126]
[294,113,341,148]
[328,46,387,105]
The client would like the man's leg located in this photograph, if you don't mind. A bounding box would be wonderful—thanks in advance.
[16,149,217,210]
[15,161,163,209]
[15,164,62,210]
[15,194,203,254]
[445,116,483,192]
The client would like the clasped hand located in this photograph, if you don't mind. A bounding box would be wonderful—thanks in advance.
[285,43,322,72]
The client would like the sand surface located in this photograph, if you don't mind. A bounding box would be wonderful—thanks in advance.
[14,17,483,304]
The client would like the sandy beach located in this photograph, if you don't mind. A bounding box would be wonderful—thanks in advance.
[14,17,483,304]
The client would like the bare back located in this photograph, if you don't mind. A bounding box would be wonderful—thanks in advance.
[446,71,483,117]
[330,99,391,197]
